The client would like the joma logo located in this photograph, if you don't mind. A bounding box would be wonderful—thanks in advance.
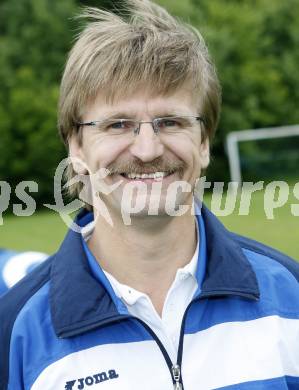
[64,369,119,389]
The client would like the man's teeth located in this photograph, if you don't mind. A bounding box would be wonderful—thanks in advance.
[125,172,168,180]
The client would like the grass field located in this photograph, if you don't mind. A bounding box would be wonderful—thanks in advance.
[0,189,298,260]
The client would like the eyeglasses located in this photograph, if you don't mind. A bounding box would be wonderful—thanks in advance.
[76,116,205,136]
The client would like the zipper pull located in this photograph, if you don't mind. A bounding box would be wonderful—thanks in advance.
[172,364,182,390]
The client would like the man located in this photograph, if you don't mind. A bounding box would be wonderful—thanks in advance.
[0,249,48,296]
[1,1,299,389]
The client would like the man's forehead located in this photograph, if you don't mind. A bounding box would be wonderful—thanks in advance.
[84,85,199,119]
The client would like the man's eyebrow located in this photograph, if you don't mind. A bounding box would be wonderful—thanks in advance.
[101,112,136,120]
[101,110,187,120]
[153,111,186,118]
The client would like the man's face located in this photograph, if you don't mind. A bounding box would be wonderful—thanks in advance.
[69,85,209,221]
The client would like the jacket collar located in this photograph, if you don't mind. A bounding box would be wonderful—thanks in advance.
[50,205,260,338]
[199,206,259,300]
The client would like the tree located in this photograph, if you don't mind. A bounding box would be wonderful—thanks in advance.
[0,0,78,206]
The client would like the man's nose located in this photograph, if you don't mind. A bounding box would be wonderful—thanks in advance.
[129,123,164,162]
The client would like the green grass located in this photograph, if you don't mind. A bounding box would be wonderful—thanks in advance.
[0,188,298,260]
[0,211,67,255]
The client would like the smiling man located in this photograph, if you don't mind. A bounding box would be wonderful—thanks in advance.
[1,1,299,390]
[70,88,209,223]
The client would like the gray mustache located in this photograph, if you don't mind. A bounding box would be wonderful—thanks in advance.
[106,157,186,175]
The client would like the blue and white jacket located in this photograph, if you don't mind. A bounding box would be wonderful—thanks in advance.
[0,205,299,390]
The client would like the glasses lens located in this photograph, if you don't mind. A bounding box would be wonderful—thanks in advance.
[155,117,195,133]
[99,119,137,135]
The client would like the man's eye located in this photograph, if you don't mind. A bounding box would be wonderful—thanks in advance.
[160,119,179,127]
[107,121,134,132]
[110,121,125,129]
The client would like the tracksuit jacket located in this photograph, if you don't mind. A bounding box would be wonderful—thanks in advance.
[0,205,299,390]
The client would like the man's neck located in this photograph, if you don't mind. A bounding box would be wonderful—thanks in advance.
[87,212,198,315]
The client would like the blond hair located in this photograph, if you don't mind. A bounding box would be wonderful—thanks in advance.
[58,0,221,202]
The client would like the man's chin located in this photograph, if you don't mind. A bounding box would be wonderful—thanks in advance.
[92,189,194,224]
[118,193,192,219]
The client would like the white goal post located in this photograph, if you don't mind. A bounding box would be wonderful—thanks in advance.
[226,125,299,184]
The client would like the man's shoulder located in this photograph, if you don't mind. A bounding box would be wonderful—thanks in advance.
[225,232,299,320]
[231,232,299,282]
[202,205,299,286]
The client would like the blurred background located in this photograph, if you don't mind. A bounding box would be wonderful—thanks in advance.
[0,0,298,258]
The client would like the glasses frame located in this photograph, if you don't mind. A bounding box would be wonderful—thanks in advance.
[75,115,206,135]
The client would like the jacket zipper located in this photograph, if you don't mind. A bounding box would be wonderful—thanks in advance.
[134,319,180,388]
[135,296,195,390]
[172,364,182,390]
[174,300,195,390]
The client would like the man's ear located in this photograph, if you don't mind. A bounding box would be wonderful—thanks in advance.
[199,138,210,169]
[68,136,88,174]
